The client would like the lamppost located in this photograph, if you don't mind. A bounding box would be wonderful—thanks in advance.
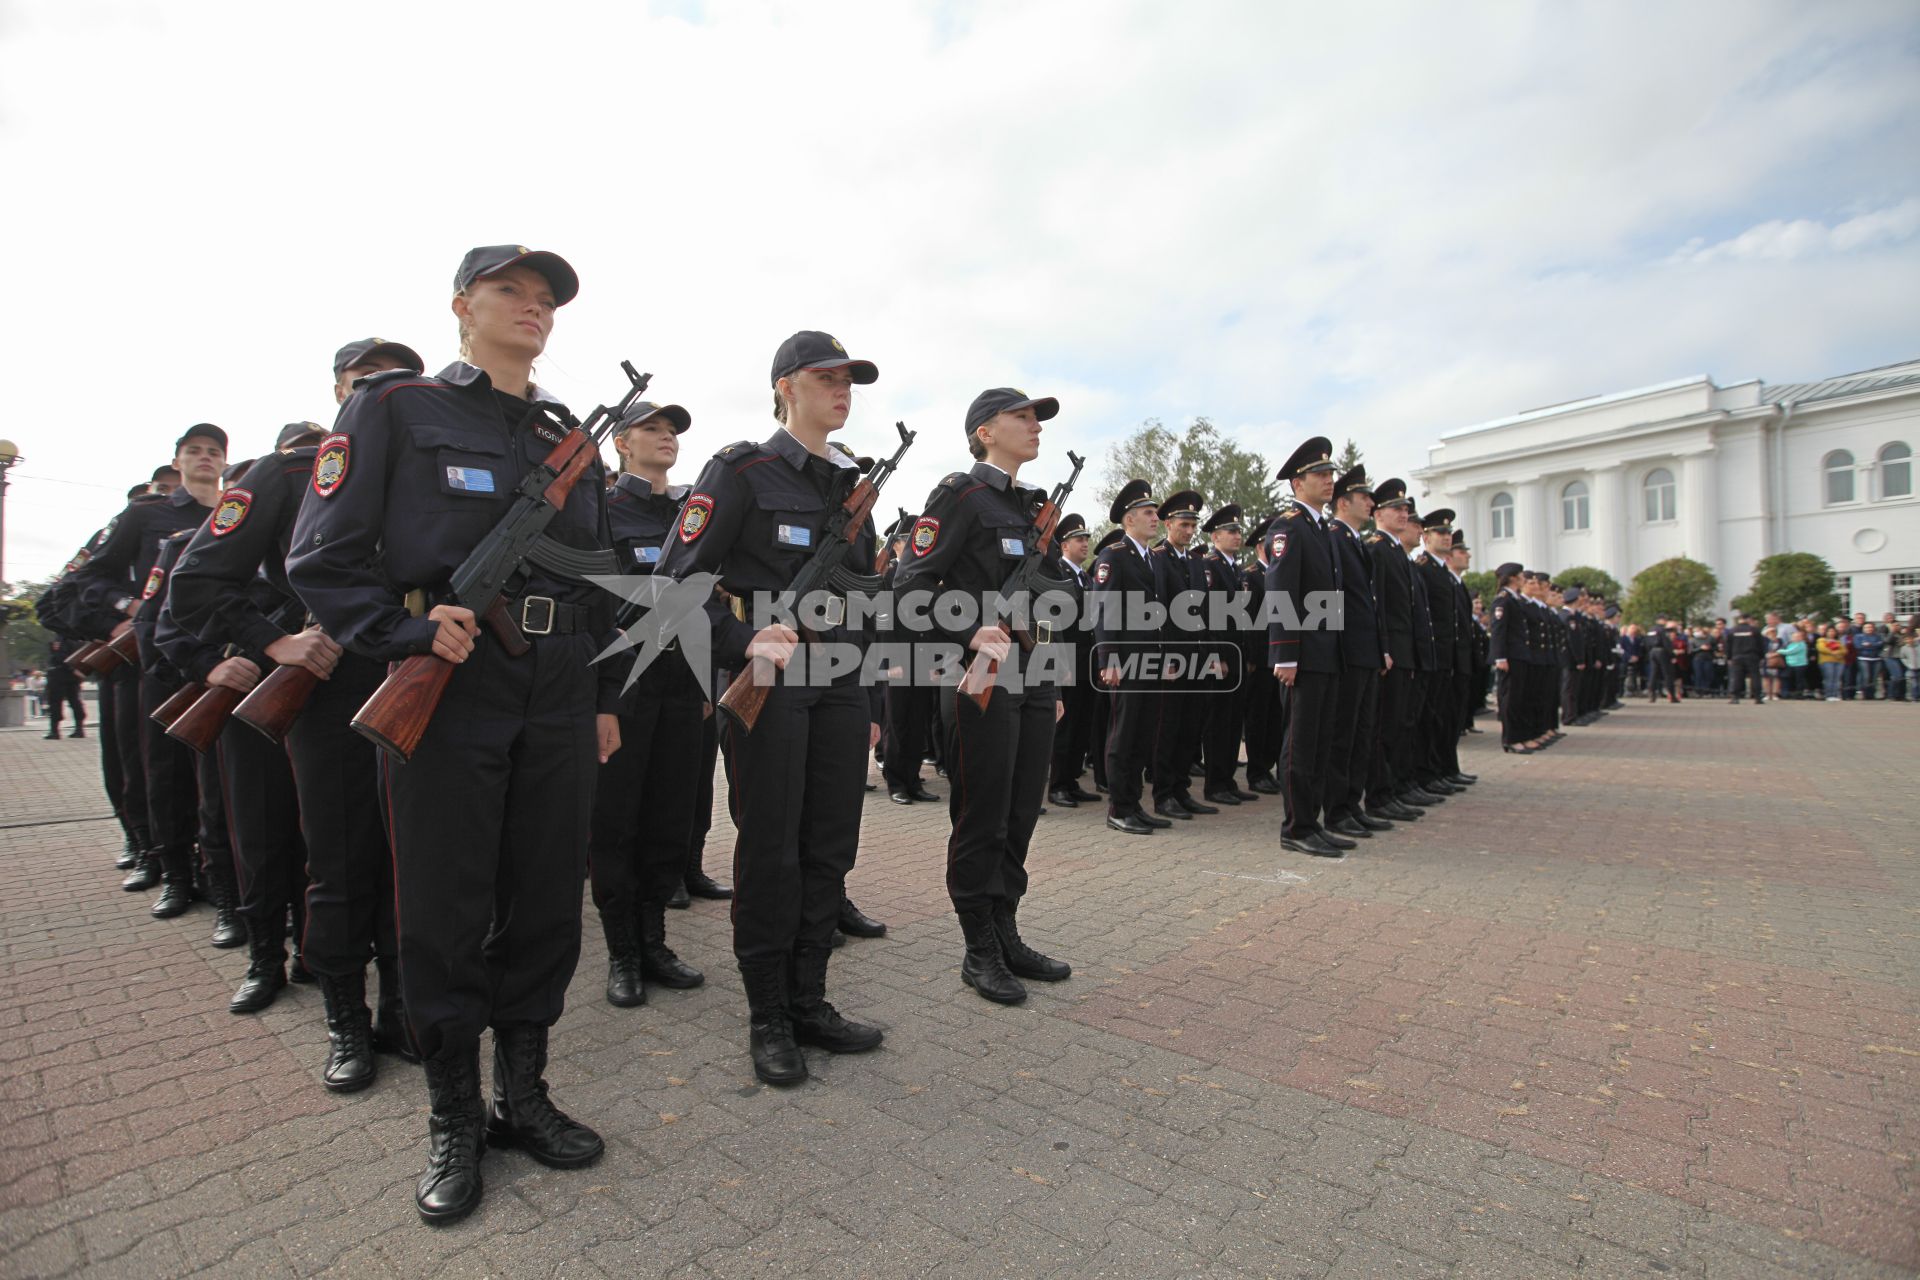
[0,440,20,726]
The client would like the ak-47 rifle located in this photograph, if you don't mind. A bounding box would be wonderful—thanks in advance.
[873,507,910,574]
[231,615,332,745]
[715,422,917,735]
[66,639,106,675]
[149,681,206,729]
[961,450,1086,710]
[351,362,652,761]
[166,678,244,754]
[73,629,138,677]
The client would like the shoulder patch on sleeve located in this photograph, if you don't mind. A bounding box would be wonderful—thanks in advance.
[210,489,252,536]
[678,493,715,543]
[1094,560,1112,585]
[312,434,350,498]
[1270,530,1289,558]
[141,565,165,600]
[910,516,941,555]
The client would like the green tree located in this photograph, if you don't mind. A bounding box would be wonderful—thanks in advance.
[1096,417,1276,540]
[1,580,53,674]
[1332,438,1363,477]
[1729,552,1842,621]
[1624,557,1718,626]
[1461,569,1496,606]
[1554,565,1623,602]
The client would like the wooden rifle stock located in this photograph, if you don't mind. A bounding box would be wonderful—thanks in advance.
[149,681,206,729]
[67,639,105,675]
[351,653,456,761]
[77,629,139,677]
[715,655,779,735]
[232,664,320,745]
[964,501,1064,711]
[166,684,243,754]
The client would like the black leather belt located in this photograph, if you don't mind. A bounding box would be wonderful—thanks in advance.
[507,594,595,636]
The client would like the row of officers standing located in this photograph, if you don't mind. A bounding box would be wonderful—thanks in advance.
[34,242,1615,1230]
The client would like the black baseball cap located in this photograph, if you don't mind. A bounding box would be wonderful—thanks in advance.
[276,421,325,449]
[332,337,424,377]
[966,387,1059,434]
[454,245,580,307]
[770,331,877,387]
[617,401,692,435]
[176,423,228,452]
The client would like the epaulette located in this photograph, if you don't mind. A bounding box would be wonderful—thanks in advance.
[718,440,765,462]
[1363,530,1386,543]
[937,471,973,491]
[355,367,429,391]
[162,527,194,543]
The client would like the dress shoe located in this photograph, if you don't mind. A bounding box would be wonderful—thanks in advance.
[1135,808,1172,829]
[1328,816,1372,840]
[791,945,885,1050]
[992,901,1070,981]
[1249,776,1280,795]
[1425,779,1462,795]
[1353,812,1394,832]
[685,870,732,900]
[1466,725,1485,734]
[1106,812,1154,836]
[837,897,887,938]
[1177,795,1219,816]
[908,783,939,803]
[1368,804,1417,824]
[1202,790,1242,806]
[639,900,704,989]
[1152,802,1193,821]
[417,1046,486,1225]
[43,728,59,740]
[1447,773,1478,786]
[1401,788,1443,806]
[1048,788,1078,808]
[487,1024,604,1168]
[1229,787,1260,801]
[69,726,84,738]
[1188,763,1206,778]
[666,880,691,909]
[957,910,1026,1004]
[889,789,916,805]
[1281,832,1345,858]
[1068,784,1101,803]
[1503,744,1534,755]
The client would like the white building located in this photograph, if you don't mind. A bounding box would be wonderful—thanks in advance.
[1411,357,1920,619]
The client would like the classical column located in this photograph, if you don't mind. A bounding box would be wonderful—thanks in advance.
[1591,465,1626,582]
[1514,478,1549,572]
[1680,452,1717,566]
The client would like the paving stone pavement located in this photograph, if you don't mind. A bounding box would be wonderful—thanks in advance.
[1,697,1915,1278]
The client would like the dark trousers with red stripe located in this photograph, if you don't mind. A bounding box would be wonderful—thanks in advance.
[1149,683,1204,805]
[1201,681,1244,794]
[941,681,1055,913]
[723,676,868,966]
[139,674,199,863]
[1280,668,1337,839]
[881,683,934,793]
[193,745,231,880]
[288,652,394,978]
[112,666,150,843]
[385,632,596,1061]
[688,710,720,882]
[1497,663,1527,745]
[1325,664,1378,824]
[1415,667,1456,783]
[1102,686,1158,817]
[1050,672,1095,790]
[97,666,131,836]
[590,680,703,914]
[1367,664,1413,806]
[217,716,304,926]
[1243,663,1284,784]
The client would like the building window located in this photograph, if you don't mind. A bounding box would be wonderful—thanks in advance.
[1824,450,1855,505]
[1879,442,1912,499]
[1561,480,1590,531]
[1836,574,1852,616]
[1894,571,1920,619]
[1643,468,1676,523]
[1489,492,1514,540]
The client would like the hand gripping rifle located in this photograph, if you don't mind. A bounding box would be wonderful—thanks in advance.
[149,680,206,729]
[352,362,652,761]
[72,629,138,677]
[231,614,328,745]
[715,421,916,735]
[960,450,1085,710]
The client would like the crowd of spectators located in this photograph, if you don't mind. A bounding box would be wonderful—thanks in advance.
[1617,611,1915,702]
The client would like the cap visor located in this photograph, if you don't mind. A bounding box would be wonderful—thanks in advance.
[1012,396,1059,421]
[800,358,879,385]
[494,251,580,306]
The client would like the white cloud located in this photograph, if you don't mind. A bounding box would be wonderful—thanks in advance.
[1,0,1916,582]
[1674,198,1920,263]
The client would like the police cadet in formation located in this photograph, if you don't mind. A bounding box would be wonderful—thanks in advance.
[1411,509,1472,795]
[656,330,887,1088]
[589,398,709,1010]
[1266,437,1353,858]
[1239,512,1283,795]
[173,343,427,1088]
[1046,513,1101,809]
[1085,526,1125,794]
[1558,584,1586,727]
[1489,561,1541,753]
[1527,574,1566,735]
[69,424,227,899]
[1093,480,1167,836]
[878,510,941,807]
[1446,532,1482,761]
[1147,489,1217,821]
[289,247,612,1224]
[1320,465,1391,841]
[1198,504,1258,807]
[1360,480,1428,820]
[893,387,1074,1005]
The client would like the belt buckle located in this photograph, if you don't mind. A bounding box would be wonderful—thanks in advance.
[520,595,556,636]
[822,596,846,628]
[1035,621,1055,644]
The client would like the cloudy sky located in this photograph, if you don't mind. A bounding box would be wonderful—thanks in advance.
[2,0,1915,582]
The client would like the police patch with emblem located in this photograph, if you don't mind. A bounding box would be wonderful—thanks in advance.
[142,566,165,599]
[911,516,940,555]
[678,493,714,543]
[1095,561,1112,585]
[531,415,566,446]
[1494,606,1504,619]
[210,489,252,536]
[1271,531,1289,558]
[313,434,350,498]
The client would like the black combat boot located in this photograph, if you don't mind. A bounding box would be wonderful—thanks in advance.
[741,957,806,1086]
[370,955,421,1061]
[116,824,147,871]
[150,849,195,919]
[638,900,704,990]
[958,909,1026,1005]
[600,905,645,1008]
[120,849,160,892]
[992,900,1071,982]
[316,970,376,1093]
[229,916,287,1014]
[486,1023,604,1168]
[416,1044,486,1225]
[790,944,883,1053]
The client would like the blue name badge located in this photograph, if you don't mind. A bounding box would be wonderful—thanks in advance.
[1001,537,1025,556]
[446,465,495,493]
[634,545,661,564]
[776,523,813,548]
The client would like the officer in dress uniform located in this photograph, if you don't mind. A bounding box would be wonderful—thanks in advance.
[654,330,887,1089]
[1396,500,1446,807]
[1085,526,1125,795]
[894,387,1073,1006]
[1047,513,1100,808]
[879,509,941,807]
[1240,513,1282,794]
[1093,480,1166,835]
[588,400,710,1010]
[1362,480,1424,821]
[1148,490,1216,821]
[288,246,611,1224]
[1322,466,1390,840]
[1444,531,1478,787]
[1411,509,1465,795]
[1488,562,1534,753]
[1267,438,1350,858]
[1197,505,1257,806]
